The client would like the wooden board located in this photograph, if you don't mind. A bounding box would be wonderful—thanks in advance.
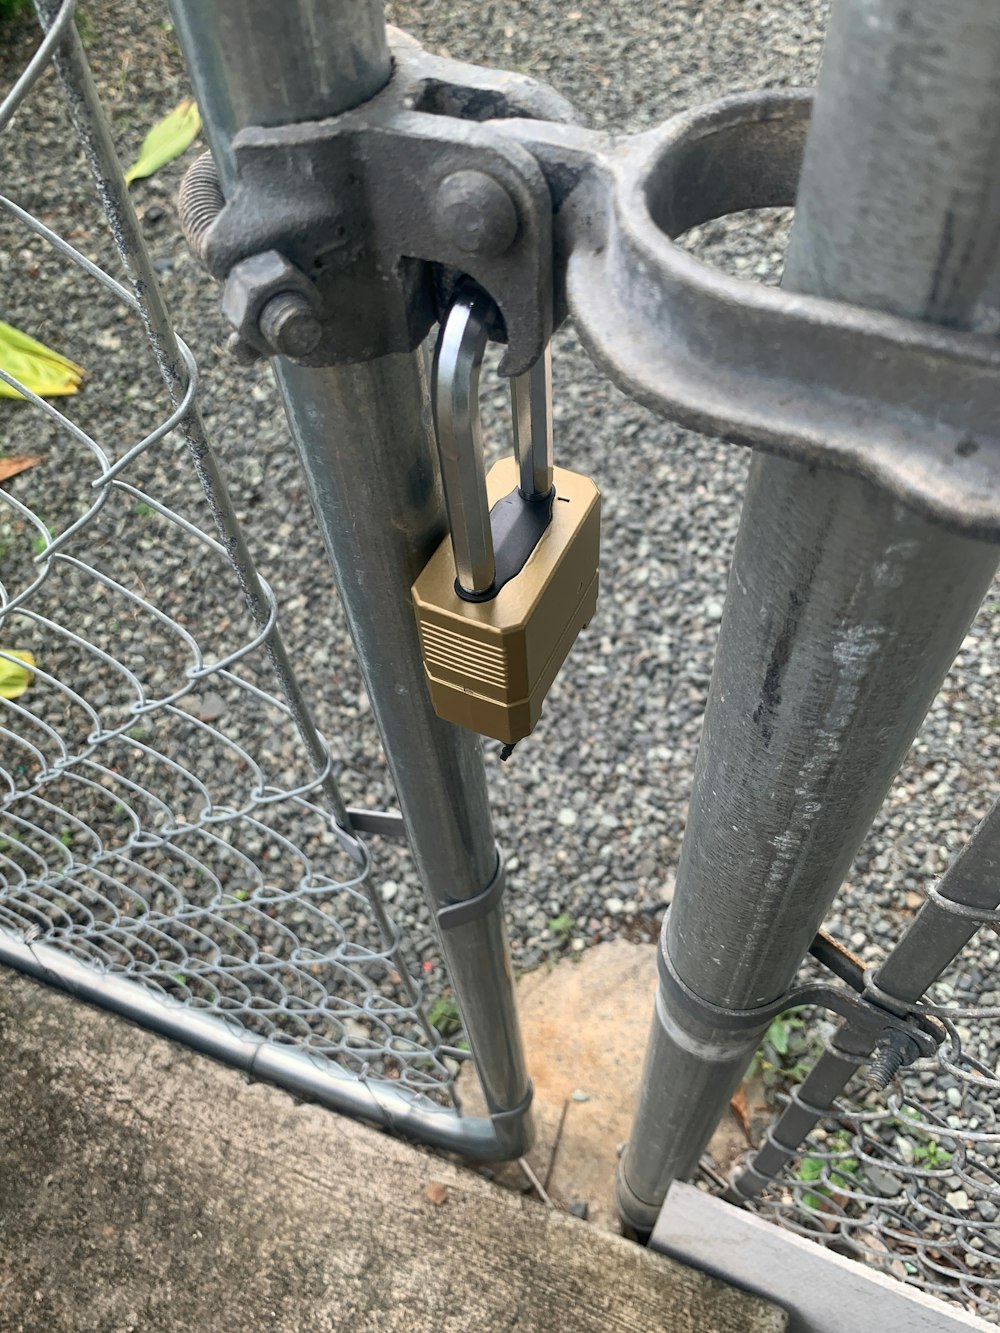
[653,1181,992,1333]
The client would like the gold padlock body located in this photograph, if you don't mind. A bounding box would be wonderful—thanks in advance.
[412,456,600,744]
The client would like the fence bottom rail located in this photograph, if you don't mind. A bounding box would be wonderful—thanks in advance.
[0,931,524,1162]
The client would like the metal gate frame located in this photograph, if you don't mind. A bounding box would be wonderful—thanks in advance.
[2,0,532,1162]
[617,0,1000,1236]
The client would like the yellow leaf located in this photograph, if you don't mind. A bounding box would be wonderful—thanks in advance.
[124,98,201,185]
[0,651,35,700]
[0,321,85,400]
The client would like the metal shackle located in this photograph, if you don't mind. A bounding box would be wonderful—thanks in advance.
[432,287,554,596]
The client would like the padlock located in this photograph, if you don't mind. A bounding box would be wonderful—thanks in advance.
[412,286,600,744]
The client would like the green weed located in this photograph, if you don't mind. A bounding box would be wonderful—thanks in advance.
[547,911,576,942]
[749,1007,819,1092]
[899,1106,953,1168]
[0,0,31,24]
[75,7,96,43]
[795,1131,860,1211]
[427,994,462,1039]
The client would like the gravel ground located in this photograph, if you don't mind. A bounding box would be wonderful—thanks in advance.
[1,0,999,1303]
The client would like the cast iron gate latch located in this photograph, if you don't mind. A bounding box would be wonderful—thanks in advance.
[180,27,1000,541]
[718,927,947,1204]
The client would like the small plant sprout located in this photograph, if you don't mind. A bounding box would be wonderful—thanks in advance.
[547,911,576,942]
[427,994,462,1039]
[794,1132,860,1212]
[748,1007,820,1094]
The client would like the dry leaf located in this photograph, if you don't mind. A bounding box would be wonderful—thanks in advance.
[0,456,40,482]
[730,1085,752,1144]
[424,1181,448,1206]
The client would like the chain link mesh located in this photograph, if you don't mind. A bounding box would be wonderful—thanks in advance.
[729,936,1000,1322]
[0,1,465,1115]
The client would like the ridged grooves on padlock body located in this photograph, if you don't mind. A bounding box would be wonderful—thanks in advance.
[413,457,600,743]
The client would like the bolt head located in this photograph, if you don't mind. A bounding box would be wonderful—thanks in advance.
[436,170,518,257]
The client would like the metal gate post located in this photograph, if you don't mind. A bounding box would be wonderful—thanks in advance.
[167,0,532,1152]
[618,0,1000,1231]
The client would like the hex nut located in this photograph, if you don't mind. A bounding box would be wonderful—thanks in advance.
[220,250,322,357]
[435,171,519,257]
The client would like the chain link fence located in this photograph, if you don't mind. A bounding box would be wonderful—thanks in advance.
[719,895,1000,1322]
[746,1059,1000,1321]
[0,1,478,1137]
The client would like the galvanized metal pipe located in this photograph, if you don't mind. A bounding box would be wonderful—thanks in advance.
[872,795,1000,1009]
[275,353,531,1134]
[618,0,1000,1232]
[167,0,390,194]
[0,934,510,1159]
[168,0,532,1151]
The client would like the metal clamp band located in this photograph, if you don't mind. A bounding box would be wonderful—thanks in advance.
[187,32,571,375]
[657,925,939,1060]
[534,89,1000,540]
[488,1077,535,1129]
[437,848,507,931]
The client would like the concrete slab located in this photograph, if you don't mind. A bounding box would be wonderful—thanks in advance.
[0,967,787,1333]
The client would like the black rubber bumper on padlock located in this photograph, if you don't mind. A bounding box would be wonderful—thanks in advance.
[454,485,555,603]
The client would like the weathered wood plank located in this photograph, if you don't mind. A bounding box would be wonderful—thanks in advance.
[0,970,786,1333]
[653,1181,992,1333]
